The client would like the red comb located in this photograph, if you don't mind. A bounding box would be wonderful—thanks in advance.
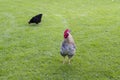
[64,29,70,38]
[64,29,70,34]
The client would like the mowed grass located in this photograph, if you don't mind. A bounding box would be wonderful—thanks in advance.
[0,0,120,80]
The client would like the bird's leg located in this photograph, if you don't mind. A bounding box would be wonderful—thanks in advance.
[68,58,71,64]
[63,57,66,64]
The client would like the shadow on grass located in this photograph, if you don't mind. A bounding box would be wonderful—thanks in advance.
[27,24,40,27]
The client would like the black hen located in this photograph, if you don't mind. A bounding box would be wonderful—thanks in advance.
[28,14,43,24]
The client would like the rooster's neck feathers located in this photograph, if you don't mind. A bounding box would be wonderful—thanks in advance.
[64,33,75,44]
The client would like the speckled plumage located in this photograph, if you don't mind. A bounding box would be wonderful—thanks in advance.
[60,40,76,58]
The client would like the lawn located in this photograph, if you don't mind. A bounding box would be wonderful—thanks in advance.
[0,0,120,80]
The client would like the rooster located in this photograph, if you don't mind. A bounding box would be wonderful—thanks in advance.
[60,29,76,64]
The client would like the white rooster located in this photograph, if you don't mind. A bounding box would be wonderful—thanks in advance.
[60,29,76,64]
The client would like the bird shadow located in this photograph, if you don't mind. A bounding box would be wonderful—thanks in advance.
[25,23,41,27]
[28,24,40,27]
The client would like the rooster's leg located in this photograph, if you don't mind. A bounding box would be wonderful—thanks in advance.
[68,58,71,64]
[63,57,66,64]
[68,55,73,64]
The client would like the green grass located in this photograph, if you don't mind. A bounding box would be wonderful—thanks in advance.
[0,0,120,80]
